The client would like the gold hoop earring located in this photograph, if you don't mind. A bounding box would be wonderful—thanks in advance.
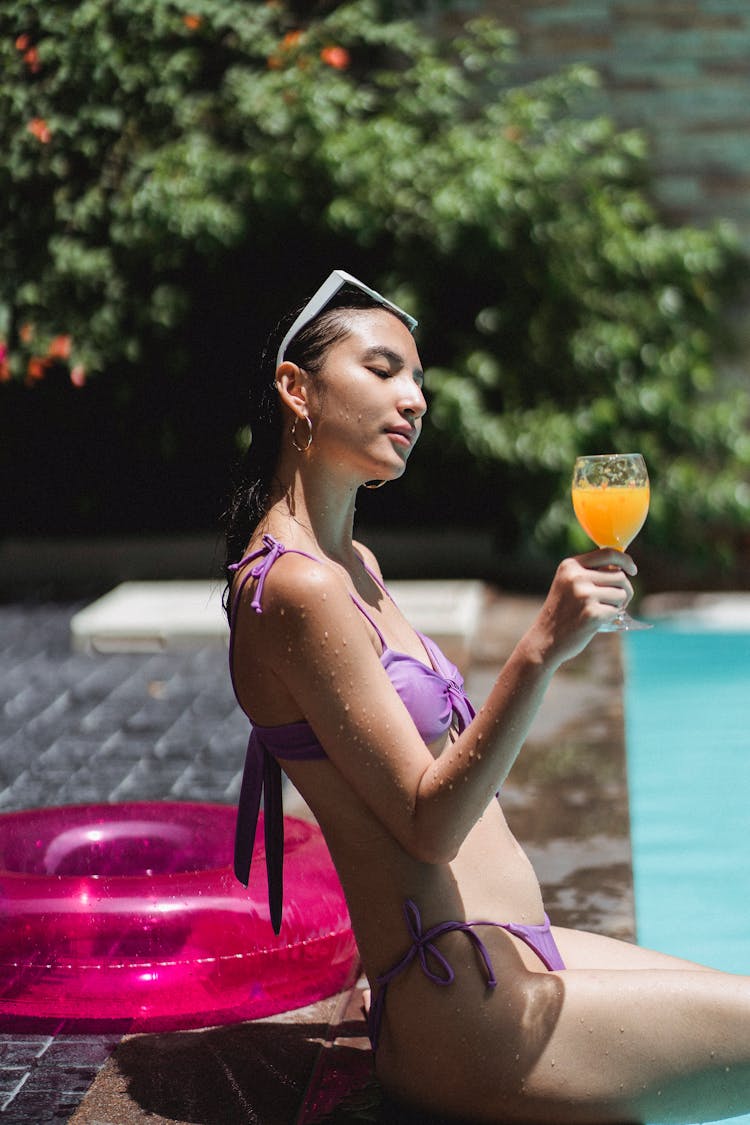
[291,415,313,453]
[364,479,386,490]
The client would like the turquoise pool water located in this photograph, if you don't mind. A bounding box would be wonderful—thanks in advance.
[624,626,750,1125]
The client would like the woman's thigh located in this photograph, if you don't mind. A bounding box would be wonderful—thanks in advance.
[379,930,750,1123]
[551,924,719,971]
[519,963,750,1123]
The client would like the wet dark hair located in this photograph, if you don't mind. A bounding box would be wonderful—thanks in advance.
[222,285,414,613]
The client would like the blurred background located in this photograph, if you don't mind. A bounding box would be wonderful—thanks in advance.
[2,0,749,594]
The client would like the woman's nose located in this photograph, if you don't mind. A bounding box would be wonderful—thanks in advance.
[399,381,427,419]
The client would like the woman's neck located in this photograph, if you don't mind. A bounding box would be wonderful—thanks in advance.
[263,470,359,564]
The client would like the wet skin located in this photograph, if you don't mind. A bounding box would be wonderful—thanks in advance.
[230,309,750,1123]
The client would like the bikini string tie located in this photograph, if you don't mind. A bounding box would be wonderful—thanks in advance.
[368,898,498,1050]
[228,534,285,615]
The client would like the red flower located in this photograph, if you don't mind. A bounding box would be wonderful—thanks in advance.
[268,29,303,69]
[47,334,72,360]
[182,13,202,31]
[15,34,30,51]
[320,45,350,70]
[27,118,51,143]
[23,46,41,73]
[0,361,10,383]
[70,363,86,388]
[26,356,50,383]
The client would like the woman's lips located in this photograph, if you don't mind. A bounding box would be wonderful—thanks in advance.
[384,426,416,448]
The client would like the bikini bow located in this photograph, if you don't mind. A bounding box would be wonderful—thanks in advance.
[368,899,497,1050]
[229,533,286,615]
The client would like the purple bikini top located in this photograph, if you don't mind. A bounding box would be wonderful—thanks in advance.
[229,534,476,932]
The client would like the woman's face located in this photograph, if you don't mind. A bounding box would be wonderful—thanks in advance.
[309,308,427,486]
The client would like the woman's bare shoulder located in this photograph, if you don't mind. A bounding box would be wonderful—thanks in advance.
[233,546,346,623]
[230,547,367,713]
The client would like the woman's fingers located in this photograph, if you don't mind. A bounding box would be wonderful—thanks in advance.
[578,548,638,576]
[586,566,633,599]
[531,550,641,668]
[577,571,633,616]
[592,575,632,608]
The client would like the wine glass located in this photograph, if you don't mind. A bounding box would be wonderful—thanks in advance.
[571,453,652,632]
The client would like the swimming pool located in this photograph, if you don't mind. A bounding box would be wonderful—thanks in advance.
[624,625,750,1125]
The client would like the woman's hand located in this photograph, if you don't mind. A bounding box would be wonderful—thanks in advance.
[525,550,637,669]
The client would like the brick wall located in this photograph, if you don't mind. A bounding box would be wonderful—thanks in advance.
[444,1,750,246]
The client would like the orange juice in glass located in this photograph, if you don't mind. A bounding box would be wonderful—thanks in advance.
[571,453,651,631]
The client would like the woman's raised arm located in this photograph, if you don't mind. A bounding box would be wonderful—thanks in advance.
[237,547,635,864]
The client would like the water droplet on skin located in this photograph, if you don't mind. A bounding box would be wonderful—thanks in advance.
[344,704,350,712]
[323,631,328,640]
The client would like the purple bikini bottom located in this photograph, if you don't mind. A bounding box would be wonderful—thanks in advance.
[368,898,565,1050]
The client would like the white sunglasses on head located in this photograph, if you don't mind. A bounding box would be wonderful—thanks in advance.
[275,268,418,370]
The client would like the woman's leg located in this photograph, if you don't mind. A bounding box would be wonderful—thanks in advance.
[510,926,750,1121]
[517,963,750,1124]
[551,924,717,972]
[377,926,750,1124]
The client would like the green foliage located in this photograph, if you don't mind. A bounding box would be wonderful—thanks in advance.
[1,0,748,570]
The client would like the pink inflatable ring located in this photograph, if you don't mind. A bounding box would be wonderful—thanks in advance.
[0,802,357,1031]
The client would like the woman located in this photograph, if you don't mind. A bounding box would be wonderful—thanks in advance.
[225,270,750,1124]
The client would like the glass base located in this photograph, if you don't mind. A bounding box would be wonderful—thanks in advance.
[599,613,653,633]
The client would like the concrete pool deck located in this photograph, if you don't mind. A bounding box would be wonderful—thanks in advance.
[0,586,633,1124]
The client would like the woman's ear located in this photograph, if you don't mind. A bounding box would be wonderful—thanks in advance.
[275,361,311,419]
